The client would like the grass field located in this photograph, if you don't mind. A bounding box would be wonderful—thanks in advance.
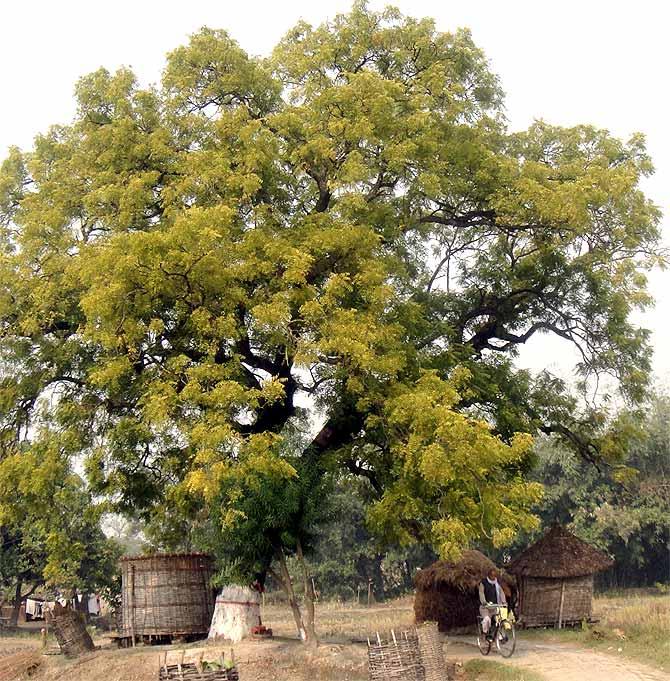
[0,589,665,681]
[464,659,545,681]
[261,596,417,642]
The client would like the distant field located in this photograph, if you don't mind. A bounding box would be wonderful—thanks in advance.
[0,589,665,681]
[261,595,416,642]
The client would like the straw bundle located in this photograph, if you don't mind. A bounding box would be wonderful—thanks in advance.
[413,550,514,631]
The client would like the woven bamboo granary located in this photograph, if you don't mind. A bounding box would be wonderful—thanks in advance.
[508,524,614,628]
[119,553,216,641]
[413,550,515,632]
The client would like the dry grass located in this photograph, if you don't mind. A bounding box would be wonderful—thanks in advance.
[589,590,670,670]
[524,588,670,671]
[261,596,416,643]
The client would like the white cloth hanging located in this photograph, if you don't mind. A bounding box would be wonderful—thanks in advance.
[87,595,100,615]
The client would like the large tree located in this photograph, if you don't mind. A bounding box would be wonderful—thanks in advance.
[0,2,663,638]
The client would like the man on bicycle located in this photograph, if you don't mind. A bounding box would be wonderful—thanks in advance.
[478,568,506,641]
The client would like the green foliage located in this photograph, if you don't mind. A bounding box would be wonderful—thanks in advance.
[0,438,121,595]
[502,392,669,587]
[296,475,436,600]
[0,3,663,584]
[464,659,545,681]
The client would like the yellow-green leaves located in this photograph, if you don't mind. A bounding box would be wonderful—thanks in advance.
[0,2,661,573]
[367,372,541,559]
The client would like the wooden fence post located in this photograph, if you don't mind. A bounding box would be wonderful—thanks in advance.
[129,565,137,647]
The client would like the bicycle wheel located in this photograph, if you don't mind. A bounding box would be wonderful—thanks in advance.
[477,622,492,656]
[496,619,516,658]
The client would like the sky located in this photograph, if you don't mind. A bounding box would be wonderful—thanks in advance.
[1,0,668,390]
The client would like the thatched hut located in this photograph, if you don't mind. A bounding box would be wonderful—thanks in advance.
[414,550,514,632]
[118,553,215,643]
[508,525,613,628]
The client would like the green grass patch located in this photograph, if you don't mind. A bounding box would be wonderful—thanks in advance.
[464,659,545,681]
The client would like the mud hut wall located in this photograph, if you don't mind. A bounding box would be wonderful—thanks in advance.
[119,555,215,637]
[518,575,593,626]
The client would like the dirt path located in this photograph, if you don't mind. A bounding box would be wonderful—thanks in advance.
[447,636,670,681]
[3,630,668,681]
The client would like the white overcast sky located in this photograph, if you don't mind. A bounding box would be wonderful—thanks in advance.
[1,0,668,390]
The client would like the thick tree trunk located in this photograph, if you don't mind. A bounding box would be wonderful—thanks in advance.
[296,540,318,645]
[9,580,22,627]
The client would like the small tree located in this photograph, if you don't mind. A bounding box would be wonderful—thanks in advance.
[0,438,121,620]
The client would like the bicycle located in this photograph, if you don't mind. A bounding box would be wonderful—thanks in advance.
[477,603,516,658]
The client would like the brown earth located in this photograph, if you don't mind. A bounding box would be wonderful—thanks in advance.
[447,636,670,681]
[0,597,668,681]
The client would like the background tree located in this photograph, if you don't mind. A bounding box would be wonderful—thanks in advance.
[486,391,669,587]
[305,475,437,601]
[527,393,669,587]
[0,436,121,623]
[0,2,663,639]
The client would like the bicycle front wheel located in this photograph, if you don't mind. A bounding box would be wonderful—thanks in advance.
[477,625,492,656]
[496,620,516,658]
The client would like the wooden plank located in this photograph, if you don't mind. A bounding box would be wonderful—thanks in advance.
[557,579,566,629]
[129,565,136,647]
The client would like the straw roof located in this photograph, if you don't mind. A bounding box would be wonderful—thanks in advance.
[508,525,614,578]
[414,550,511,592]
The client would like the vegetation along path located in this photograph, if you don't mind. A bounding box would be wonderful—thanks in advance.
[447,637,670,681]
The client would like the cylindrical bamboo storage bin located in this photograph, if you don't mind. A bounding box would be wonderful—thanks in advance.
[119,553,215,638]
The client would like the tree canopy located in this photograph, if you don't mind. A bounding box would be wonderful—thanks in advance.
[518,392,670,588]
[0,2,663,586]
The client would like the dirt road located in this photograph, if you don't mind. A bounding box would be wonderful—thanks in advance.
[447,636,670,681]
[2,631,668,681]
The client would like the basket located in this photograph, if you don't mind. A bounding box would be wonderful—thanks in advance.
[158,651,239,681]
[158,662,239,680]
[367,624,448,681]
[415,623,447,681]
[49,604,95,657]
[367,629,423,681]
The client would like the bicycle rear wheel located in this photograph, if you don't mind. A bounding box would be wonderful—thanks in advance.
[496,620,516,658]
